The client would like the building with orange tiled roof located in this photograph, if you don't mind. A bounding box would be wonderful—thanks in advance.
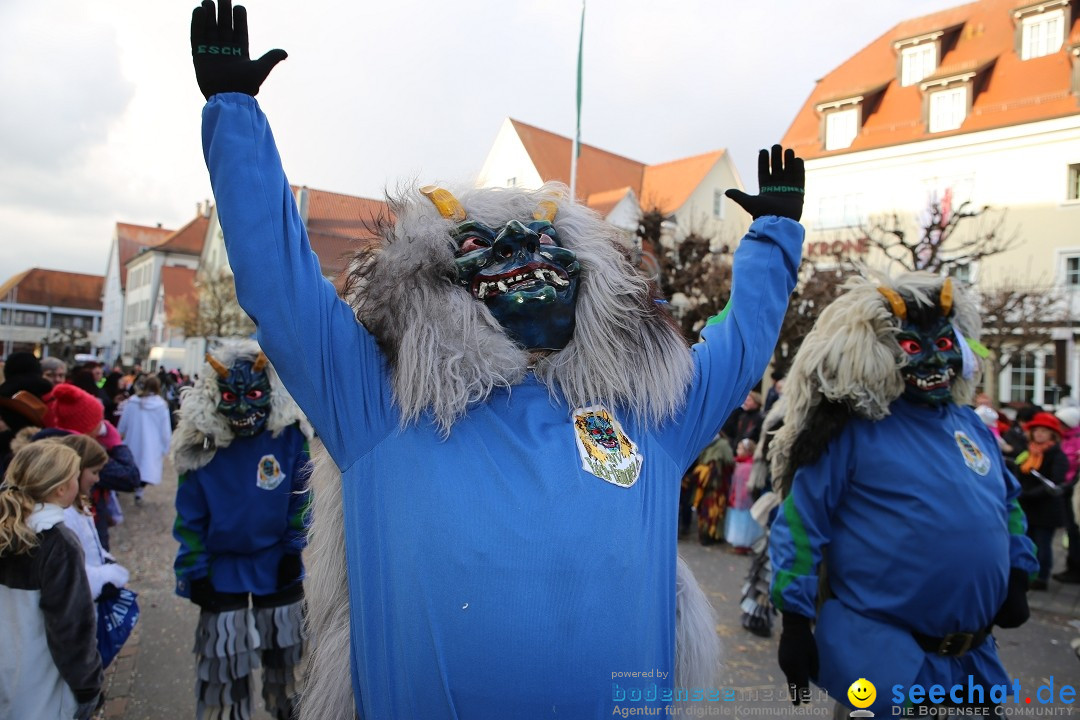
[121,207,208,364]
[181,187,386,369]
[477,118,750,261]
[781,0,1080,406]
[0,268,104,359]
[151,265,198,352]
[100,221,175,366]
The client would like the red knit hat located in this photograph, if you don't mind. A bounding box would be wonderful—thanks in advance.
[43,383,104,436]
[1023,411,1064,438]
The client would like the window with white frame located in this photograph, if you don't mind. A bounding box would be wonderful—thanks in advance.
[713,189,725,219]
[928,87,966,132]
[1064,255,1080,288]
[949,262,973,285]
[814,193,864,230]
[1009,352,1038,403]
[824,108,858,150]
[901,43,936,86]
[506,177,517,188]
[1021,9,1064,60]
[1068,163,1080,201]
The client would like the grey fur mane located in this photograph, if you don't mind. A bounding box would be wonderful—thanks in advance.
[344,182,693,433]
[769,270,981,495]
[170,339,312,475]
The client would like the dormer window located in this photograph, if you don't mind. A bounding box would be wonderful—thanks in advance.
[901,42,938,86]
[920,58,990,134]
[928,86,967,132]
[1021,9,1064,58]
[1014,1,1070,59]
[895,30,948,87]
[824,108,859,150]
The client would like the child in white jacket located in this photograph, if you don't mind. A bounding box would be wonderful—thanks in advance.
[0,441,103,720]
[57,434,130,599]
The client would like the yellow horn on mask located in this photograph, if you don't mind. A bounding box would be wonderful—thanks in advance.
[206,353,229,378]
[252,351,269,373]
[877,286,908,322]
[533,200,558,223]
[939,277,954,317]
[420,186,466,222]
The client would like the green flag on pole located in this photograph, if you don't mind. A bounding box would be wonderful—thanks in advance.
[570,0,585,200]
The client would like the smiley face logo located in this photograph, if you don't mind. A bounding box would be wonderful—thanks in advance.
[847,678,876,709]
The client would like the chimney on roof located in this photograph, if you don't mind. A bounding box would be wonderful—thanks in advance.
[156,223,162,228]
[196,200,212,218]
[296,186,310,226]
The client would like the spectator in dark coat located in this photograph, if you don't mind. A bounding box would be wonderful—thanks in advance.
[1010,411,1068,590]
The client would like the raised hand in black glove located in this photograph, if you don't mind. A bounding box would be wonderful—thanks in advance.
[277,553,302,590]
[993,567,1031,628]
[777,612,818,706]
[725,145,805,222]
[190,0,287,100]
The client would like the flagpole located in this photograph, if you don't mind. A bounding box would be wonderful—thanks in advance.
[570,0,585,201]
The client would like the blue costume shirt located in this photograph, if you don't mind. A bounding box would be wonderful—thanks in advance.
[202,93,803,718]
[770,398,1037,714]
[174,425,311,596]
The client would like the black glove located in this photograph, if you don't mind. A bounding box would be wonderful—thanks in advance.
[190,0,287,100]
[189,576,216,609]
[777,612,818,705]
[99,582,121,603]
[726,145,805,222]
[993,567,1031,628]
[277,553,302,589]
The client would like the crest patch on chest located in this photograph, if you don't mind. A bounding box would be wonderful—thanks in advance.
[954,430,991,476]
[257,453,286,490]
[572,405,643,488]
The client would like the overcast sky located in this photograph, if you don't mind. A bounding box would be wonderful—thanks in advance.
[0,0,962,284]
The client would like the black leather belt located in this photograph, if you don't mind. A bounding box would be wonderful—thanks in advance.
[912,627,992,656]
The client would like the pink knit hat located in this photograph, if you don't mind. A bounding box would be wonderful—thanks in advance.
[43,383,104,436]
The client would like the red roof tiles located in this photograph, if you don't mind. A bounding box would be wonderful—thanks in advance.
[116,222,173,290]
[0,268,104,311]
[155,215,208,256]
[782,0,1080,159]
[159,266,197,322]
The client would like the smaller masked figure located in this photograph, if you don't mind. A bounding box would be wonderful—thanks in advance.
[171,340,312,720]
[766,272,1037,717]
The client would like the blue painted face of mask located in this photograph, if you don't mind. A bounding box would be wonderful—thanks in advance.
[452,218,581,350]
[216,360,273,436]
[897,316,964,406]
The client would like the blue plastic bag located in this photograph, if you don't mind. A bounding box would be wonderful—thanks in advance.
[97,587,139,668]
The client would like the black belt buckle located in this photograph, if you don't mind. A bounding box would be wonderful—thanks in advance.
[938,632,974,656]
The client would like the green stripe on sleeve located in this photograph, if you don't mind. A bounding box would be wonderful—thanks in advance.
[771,494,815,611]
[705,301,732,326]
[1007,499,1026,536]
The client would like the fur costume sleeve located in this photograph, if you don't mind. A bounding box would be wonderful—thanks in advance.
[284,439,312,555]
[202,93,395,469]
[173,470,211,593]
[656,216,802,470]
[768,427,853,618]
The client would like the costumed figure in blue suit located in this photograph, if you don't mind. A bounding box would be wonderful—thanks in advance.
[768,272,1038,717]
[172,339,312,720]
[187,2,807,716]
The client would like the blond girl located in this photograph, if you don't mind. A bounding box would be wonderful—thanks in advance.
[56,434,132,601]
[0,441,103,720]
